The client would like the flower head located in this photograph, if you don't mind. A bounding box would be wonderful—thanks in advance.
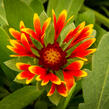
[7,10,96,97]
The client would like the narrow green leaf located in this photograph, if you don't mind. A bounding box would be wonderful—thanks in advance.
[0,86,44,109]
[4,57,38,72]
[4,0,34,29]
[79,33,109,109]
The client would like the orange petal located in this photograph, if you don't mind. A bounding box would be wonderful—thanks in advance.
[22,28,38,41]
[64,60,84,70]
[20,20,25,30]
[42,17,51,34]
[52,9,56,31]
[64,21,85,43]
[63,71,75,90]
[33,13,41,35]
[47,83,56,96]
[70,38,96,59]
[21,33,31,51]
[55,10,67,41]
[16,62,30,70]
[49,72,61,85]
[68,70,88,77]
[56,81,68,97]
[41,78,49,86]
[16,71,35,80]
[29,66,46,75]
[9,28,21,40]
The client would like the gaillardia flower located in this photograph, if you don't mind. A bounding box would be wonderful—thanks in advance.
[7,10,96,97]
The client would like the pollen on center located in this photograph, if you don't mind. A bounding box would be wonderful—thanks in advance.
[44,48,61,64]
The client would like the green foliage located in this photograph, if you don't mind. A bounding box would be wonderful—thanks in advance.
[0,27,11,63]
[0,86,44,109]
[4,0,34,29]
[34,100,48,109]
[48,91,62,106]
[47,0,84,20]
[4,57,37,72]
[75,10,95,26]
[79,33,109,109]
[30,0,44,15]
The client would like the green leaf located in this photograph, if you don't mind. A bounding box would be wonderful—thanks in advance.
[30,0,44,15]
[34,100,48,109]
[1,63,17,80]
[21,0,32,5]
[75,10,95,26]
[0,86,44,109]
[0,0,8,26]
[4,0,34,29]
[0,27,11,63]
[48,91,62,106]
[45,23,54,46]
[47,0,84,19]
[93,24,106,47]
[47,0,58,17]
[79,33,109,109]
[4,57,38,72]
[60,23,75,45]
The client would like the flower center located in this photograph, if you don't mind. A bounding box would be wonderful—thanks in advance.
[39,43,67,70]
[44,48,61,64]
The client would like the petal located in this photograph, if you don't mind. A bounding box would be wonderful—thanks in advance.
[56,81,68,97]
[70,38,96,58]
[64,21,85,43]
[64,60,84,70]
[20,20,25,30]
[63,71,75,90]
[67,70,88,77]
[26,77,34,84]
[36,75,42,81]
[21,33,31,51]
[33,13,41,35]
[72,24,93,46]
[47,83,56,96]
[29,66,46,75]
[9,28,21,40]
[16,62,30,70]
[42,17,51,34]
[16,71,35,80]
[49,72,61,85]
[9,39,24,49]
[55,10,67,41]
[41,77,49,86]
[52,9,56,32]
[22,28,39,41]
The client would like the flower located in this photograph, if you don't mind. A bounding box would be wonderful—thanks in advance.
[7,9,96,97]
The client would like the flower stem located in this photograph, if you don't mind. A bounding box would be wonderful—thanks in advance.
[82,5,109,28]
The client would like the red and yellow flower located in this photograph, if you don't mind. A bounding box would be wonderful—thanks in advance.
[7,9,96,97]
